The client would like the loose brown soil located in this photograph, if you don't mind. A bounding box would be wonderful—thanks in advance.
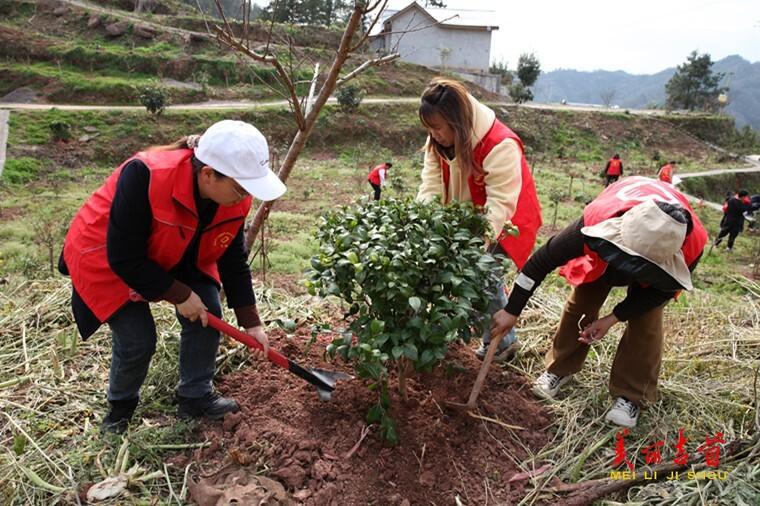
[186,326,553,505]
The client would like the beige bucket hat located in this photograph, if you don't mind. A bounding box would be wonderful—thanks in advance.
[581,199,693,290]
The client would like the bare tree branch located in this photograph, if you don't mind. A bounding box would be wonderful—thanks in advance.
[208,0,408,249]
[349,0,388,52]
[214,27,306,130]
[336,53,400,87]
[265,0,278,55]
[213,0,235,40]
[244,1,370,248]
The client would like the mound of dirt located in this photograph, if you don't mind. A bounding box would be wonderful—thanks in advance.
[189,326,552,505]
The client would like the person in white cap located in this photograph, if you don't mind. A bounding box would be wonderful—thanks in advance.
[487,177,708,427]
[59,120,286,433]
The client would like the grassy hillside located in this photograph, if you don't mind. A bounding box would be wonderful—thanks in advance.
[0,0,450,105]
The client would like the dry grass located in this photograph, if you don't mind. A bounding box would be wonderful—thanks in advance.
[0,276,330,504]
[491,278,760,505]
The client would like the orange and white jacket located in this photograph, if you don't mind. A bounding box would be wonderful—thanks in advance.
[416,94,523,242]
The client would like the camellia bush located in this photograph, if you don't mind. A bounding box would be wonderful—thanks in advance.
[306,198,508,443]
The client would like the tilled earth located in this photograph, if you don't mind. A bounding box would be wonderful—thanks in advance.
[182,326,553,505]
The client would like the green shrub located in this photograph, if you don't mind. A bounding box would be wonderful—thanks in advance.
[2,158,42,184]
[307,198,504,443]
[137,84,169,117]
[49,119,71,142]
[336,84,364,111]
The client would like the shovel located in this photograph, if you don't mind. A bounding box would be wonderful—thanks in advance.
[446,335,503,411]
[206,313,351,401]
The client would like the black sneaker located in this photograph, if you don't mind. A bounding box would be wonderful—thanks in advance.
[100,397,139,434]
[177,391,240,420]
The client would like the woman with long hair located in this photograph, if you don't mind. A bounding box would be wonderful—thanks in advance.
[416,78,542,362]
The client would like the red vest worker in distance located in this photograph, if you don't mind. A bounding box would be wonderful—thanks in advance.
[604,154,623,186]
[367,161,392,201]
[59,120,285,433]
[658,161,676,183]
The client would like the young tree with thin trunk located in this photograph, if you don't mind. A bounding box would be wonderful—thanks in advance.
[211,0,447,250]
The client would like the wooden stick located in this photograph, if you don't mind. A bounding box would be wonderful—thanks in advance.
[464,336,502,408]
[467,411,524,431]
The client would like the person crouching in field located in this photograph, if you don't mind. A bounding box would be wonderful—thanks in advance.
[415,77,542,363]
[59,120,285,433]
[367,161,392,200]
[489,177,707,427]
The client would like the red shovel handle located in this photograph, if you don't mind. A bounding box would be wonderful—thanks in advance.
[206,313,289,369]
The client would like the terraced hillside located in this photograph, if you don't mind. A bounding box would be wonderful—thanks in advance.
[0,0,450,105]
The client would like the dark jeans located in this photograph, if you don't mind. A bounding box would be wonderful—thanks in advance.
[106,280,222,402]
[605,175,620,186]
[714,226,740,249]
[370,182,381,201]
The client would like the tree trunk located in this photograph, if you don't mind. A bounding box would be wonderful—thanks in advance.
[398,359,409,401]
[244,3,365,250]
[552,202,559,228]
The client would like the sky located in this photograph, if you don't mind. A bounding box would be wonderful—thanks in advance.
[376,0,760,74]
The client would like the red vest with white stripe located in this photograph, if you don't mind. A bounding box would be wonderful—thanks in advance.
[63,149,251,322]
[441,119,541,269]
[558,177,707,286]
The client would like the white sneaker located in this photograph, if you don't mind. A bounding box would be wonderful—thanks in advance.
[605,397,640,427]
[532,371,571,400]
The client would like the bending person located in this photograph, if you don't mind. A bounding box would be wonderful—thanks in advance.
[489,177,707,427]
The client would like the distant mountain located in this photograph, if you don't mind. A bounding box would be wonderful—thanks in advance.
[532,55,760,131]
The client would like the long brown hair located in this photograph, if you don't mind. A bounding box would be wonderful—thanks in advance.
[145,136,209,174]
[419,78,475,175]
[145,136,194,152]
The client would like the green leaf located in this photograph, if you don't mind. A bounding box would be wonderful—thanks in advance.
[402,343,418,361]
[408,296,421,312]
[381,414,399,446]
[391,346,404,359]
[370,319,385,336]
[419,349,435,367]
[366,404,383,424]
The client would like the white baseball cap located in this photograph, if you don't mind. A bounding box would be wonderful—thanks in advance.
[195,120,286,201]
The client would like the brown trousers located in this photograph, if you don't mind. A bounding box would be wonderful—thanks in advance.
[544,277,666,405]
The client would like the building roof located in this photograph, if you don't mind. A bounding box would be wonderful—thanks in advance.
[369,1,499,36]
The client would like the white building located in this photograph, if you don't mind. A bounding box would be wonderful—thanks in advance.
[370,1,499,91]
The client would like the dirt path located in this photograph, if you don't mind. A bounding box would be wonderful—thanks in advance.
[0,97,420,111]
[676,165,760,212]
[0,110,8,179]
[677,166,760,179]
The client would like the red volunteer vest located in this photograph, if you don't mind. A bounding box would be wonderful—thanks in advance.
[63,149,252,322]
[440,119,542,269]
[441,119,541,269]
[367,164,385,185]
[558,177,708,286]
[606,158,622,176]
[658,164,673,183]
